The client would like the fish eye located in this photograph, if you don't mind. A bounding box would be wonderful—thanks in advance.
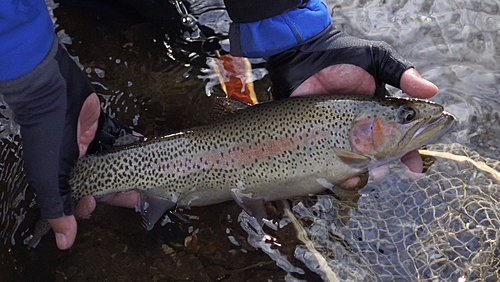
[398,106,417,123]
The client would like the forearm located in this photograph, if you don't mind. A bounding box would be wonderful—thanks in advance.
[0,39,94,219]
[1,40,68,218]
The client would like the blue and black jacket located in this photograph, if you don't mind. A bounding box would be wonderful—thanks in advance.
[0,0,55,81]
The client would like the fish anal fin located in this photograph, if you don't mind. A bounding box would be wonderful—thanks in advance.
[333,148,371,169]
[231,188,267,223]
[137,190,177,231]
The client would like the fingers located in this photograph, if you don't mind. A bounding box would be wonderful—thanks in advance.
[74,191,139,219]
[292,64,376,97]
[48,195,98,250]
[74,195,96,219]
[339,172,369,190]
[77,93,100,159]
[339,176,362,189]
[97,190,140,209]
[54,191,138,251]
[401,150,424,173]
[292,65,438,100]
[338,150,423,191]
[47,215,77,250]
[400,68,438,99]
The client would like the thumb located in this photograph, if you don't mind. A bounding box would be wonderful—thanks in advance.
[400,68,438,99]
[47,215,77,250]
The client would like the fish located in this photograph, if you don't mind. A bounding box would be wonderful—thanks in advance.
[68,94,456,230]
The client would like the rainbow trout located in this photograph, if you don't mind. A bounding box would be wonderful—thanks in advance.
[68,94,455,230]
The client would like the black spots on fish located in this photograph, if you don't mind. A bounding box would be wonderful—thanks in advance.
[336,138,347,147]
[70,95,365,203]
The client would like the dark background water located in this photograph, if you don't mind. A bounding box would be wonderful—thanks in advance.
[1,0,499,281]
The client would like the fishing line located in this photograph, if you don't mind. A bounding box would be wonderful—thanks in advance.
[419,149,500,183]
[282,200,340,282]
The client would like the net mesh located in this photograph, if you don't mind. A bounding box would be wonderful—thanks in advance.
[292,143,500,282]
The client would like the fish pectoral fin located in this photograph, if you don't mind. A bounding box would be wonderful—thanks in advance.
[333,148,371,169]
[137,190,177,231]
[230,188,267,223]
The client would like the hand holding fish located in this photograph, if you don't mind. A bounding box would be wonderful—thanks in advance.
[45,1,443,251]
[266,24,439,187]
[294,68,436,188]
[62,43,440,242]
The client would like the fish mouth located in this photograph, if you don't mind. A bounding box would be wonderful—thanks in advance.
[405,111,456,150]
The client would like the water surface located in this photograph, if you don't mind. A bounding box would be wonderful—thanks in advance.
[1,0,499,281]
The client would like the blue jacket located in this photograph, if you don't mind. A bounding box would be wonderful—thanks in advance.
[0,0,54,81]
[0,0,331,81]
[229,0,331,58]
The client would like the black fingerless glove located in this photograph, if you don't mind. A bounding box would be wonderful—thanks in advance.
[1,39,133,219]
[86,110,133,154]
[267,24,413,99]
[0,39,90,218]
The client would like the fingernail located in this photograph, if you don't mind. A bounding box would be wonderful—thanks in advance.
[55,233,69,250]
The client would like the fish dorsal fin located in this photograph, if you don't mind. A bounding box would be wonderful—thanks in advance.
[211,96,251,122]
[137,190,177,231]
[333,148,371,169]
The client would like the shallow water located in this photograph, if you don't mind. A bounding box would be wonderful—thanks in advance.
[1,0,499,281]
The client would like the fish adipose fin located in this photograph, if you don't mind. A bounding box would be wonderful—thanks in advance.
[231,188,268,222]
[333,148,371,169]
[137,190,177,231]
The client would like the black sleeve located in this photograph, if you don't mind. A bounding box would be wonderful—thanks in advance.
[0,39,93,219]
[223,0,303,23]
